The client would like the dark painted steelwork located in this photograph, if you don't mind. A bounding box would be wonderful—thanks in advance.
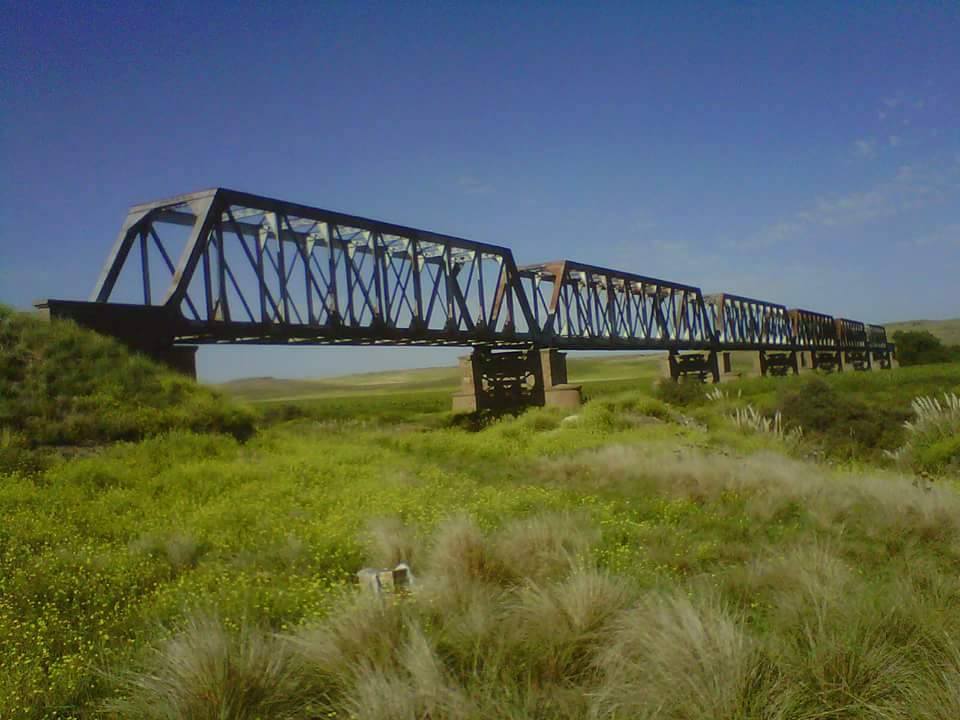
[788,309,839,349]
[87,188,536,348]
[866,324,889,349]
[518,260,714,350]
[44,187,893,362]
[705,293,793,350]
[835,318,868,349]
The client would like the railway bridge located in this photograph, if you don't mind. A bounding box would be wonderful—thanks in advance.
[39,188,896,412]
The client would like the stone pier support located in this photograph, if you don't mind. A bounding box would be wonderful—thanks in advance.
[716,352,739,382]
[870,348,896,370]
[755,350,800,377]
[663,350,720,383]
[843,350,872,372]
[451,347,582,413]
[811,350,844,373]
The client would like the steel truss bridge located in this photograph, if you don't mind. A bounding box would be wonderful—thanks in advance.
[40,188,896,411]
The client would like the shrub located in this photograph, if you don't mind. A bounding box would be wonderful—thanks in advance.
[776,376,905,458]
[104,613,314,720]
[893,330,960,366]
[887,393,960,474]
[593,591,758,719]
[655,377,707,407]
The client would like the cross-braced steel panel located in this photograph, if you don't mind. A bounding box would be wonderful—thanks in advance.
[704,293,794,350]
[788,309,838,349]
[90,188,536,347]
[516,261,715,350]
[834,318,867,350]
[866,324,889,350]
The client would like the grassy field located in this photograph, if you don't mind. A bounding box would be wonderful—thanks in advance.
[2,308,960,719]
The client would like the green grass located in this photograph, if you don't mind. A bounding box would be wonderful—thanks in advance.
[3,311,960,718]
[0,306,255,449]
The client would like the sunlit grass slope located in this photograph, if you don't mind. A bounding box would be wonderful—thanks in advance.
[0,305,255,450]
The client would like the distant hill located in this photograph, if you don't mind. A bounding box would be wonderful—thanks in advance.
[216,353,665,402]
[885,318,960,346]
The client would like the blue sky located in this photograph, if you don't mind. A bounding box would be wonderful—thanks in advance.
[1,1,958,381]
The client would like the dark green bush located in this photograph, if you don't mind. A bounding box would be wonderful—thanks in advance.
[654,378,707,407]
[892,330,960,366]
[776,376,907,459]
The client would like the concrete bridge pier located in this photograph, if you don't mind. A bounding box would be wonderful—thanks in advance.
[452,347,582,413]
[843,350,872,371]
[663,350,721,383]
[870,347,896,370]
[754,350,800,377]
[811,350,844,373]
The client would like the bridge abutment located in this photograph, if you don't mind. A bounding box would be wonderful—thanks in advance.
[452,348,582,413]
[36,299,198,379]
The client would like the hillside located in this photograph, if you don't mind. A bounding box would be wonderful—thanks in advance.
[886,317,960,346]
[0,305,255,449]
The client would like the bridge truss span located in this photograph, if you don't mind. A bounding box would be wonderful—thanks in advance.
[90,188,537,347]
[704,293,793,350]
[40,186,895,400]
[517,260,715,351]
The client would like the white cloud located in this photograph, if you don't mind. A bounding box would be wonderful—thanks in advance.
[888,135,901,147]
[854,138,877,158]
[735,157,960,249]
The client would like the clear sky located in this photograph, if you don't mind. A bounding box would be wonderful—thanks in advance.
[2,1,958,381]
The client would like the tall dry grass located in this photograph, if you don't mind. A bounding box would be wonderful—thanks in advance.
[103,614,313,720]
[108,472,960,719]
